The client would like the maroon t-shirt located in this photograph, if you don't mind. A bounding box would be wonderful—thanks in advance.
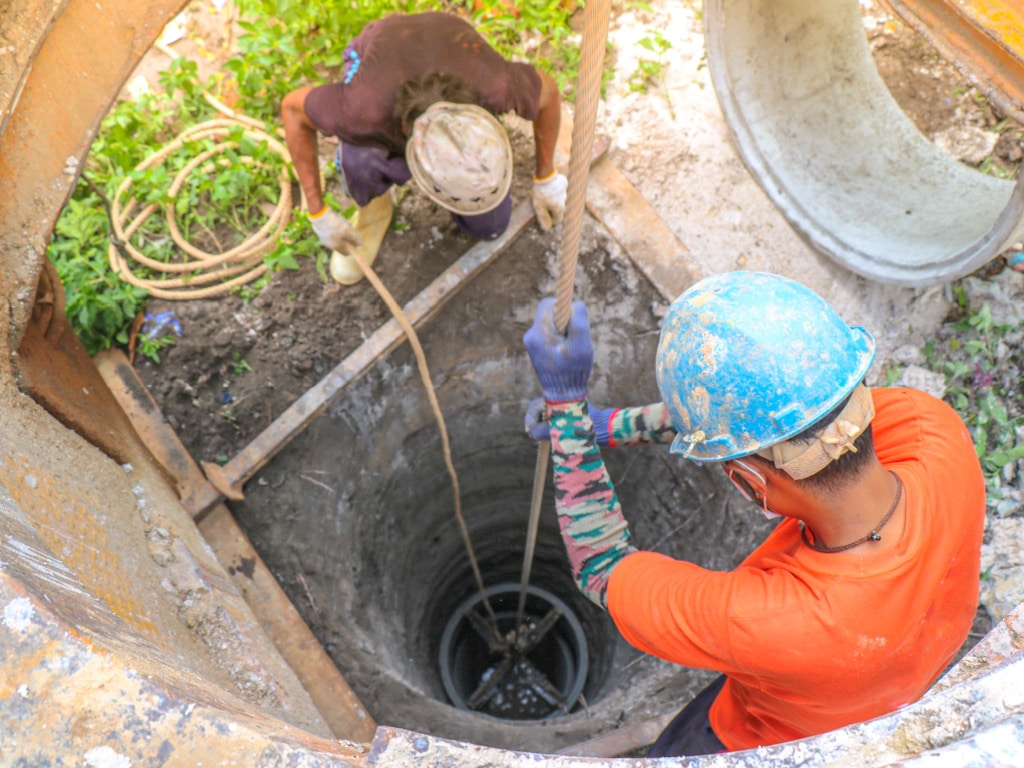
[304,12,542,154]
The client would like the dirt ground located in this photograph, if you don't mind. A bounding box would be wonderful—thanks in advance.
[132,0,1016,466]
[130,0,1023,468]
[123,0,1021,740]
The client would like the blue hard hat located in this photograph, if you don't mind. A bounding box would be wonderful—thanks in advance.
[655,271,875,462]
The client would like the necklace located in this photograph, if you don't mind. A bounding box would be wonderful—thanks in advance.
[801,473,903,554]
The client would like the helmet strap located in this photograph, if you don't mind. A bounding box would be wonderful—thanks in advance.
[758,384,875,480]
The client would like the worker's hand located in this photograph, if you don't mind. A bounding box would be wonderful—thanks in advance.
[523,298,593,403]
[525,397,613,445]
[531,172,567,231]
[308,206,362,253]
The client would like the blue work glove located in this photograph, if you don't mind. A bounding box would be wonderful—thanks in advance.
[525,397,613,445]
[523,298,594,403]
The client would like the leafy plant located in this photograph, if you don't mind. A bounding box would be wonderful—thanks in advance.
[136,333,177,364]
[924,294,1024,497]
[48,191,150,353]
[231,353,254,374]
[468,0,583,97]
[627,30,672,94]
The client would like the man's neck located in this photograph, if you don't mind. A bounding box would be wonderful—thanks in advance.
[794,464,905,554]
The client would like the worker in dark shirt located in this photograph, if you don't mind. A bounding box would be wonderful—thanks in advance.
[282,12,566,285]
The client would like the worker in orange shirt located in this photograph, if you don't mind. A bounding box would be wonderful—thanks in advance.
[522,271,985,755]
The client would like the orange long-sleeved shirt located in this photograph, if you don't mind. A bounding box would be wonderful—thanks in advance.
[606,387,985,750]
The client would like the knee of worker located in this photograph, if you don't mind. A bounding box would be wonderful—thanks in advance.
[450,194,512,240]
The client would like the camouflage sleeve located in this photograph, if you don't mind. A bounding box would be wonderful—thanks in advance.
[607,402,676,447]
[549,401,637,608]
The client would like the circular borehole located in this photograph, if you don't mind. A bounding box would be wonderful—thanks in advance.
[233,234,777,750]
[439,582,588,720]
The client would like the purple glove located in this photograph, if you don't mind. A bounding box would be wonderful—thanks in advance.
[523,298,593,403]
[524,397,613,446]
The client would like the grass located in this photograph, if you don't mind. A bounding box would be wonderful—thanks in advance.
[923,286,1024,513]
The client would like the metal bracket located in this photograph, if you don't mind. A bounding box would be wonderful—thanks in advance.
[200,460,245,501]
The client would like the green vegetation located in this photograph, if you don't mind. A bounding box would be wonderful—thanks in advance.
[627,31,672,94]
[47,0,582,357]
[48,86,184,356]
[923,287,1024,511]
[979,120,1021,180]
[231,353,254,374]
[627,29,674,118]
[224,0,585,118]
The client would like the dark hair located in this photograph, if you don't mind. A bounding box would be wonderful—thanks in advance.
[786,389,876,493]
[394,73,478,136]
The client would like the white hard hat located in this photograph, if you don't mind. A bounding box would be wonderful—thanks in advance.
[406,101,513,215]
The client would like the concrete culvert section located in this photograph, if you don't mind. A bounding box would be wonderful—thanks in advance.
[229,228,777,752]
[703,0,1024,286]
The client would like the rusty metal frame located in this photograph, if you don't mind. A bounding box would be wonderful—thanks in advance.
[0,0,189,348]
[882,0,1024,122]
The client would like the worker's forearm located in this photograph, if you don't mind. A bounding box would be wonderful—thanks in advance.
[549,401,636,608]
[532,71,561,179]
[282,89,326,214]
[608,403,676,447]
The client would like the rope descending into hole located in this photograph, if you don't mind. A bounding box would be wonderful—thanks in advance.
[516,0,612,637]
[107,93,294,300]
[340,244,502,632]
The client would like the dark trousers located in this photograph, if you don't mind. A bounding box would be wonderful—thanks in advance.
[647,675,729,757]
[337,143,512,240]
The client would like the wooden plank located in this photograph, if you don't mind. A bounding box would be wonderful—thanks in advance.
[585,156,702,303]
[95,348,377,743]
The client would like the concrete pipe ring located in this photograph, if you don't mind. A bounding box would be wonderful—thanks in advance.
[438,582,589,720]
[703,0,1024,287]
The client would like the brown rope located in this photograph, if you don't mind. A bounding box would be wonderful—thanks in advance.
[517,0,612,631]
[554,0,611,332]
[107,95,293,300]
[342,246,500,631]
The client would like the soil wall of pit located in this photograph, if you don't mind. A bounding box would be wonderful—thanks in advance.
[230,223,777,751]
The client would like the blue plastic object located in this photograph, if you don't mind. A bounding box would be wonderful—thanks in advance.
[140,311,183,340]
[655,271,875,462]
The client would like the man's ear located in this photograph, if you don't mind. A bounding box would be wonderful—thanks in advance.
[745,453,778,477]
